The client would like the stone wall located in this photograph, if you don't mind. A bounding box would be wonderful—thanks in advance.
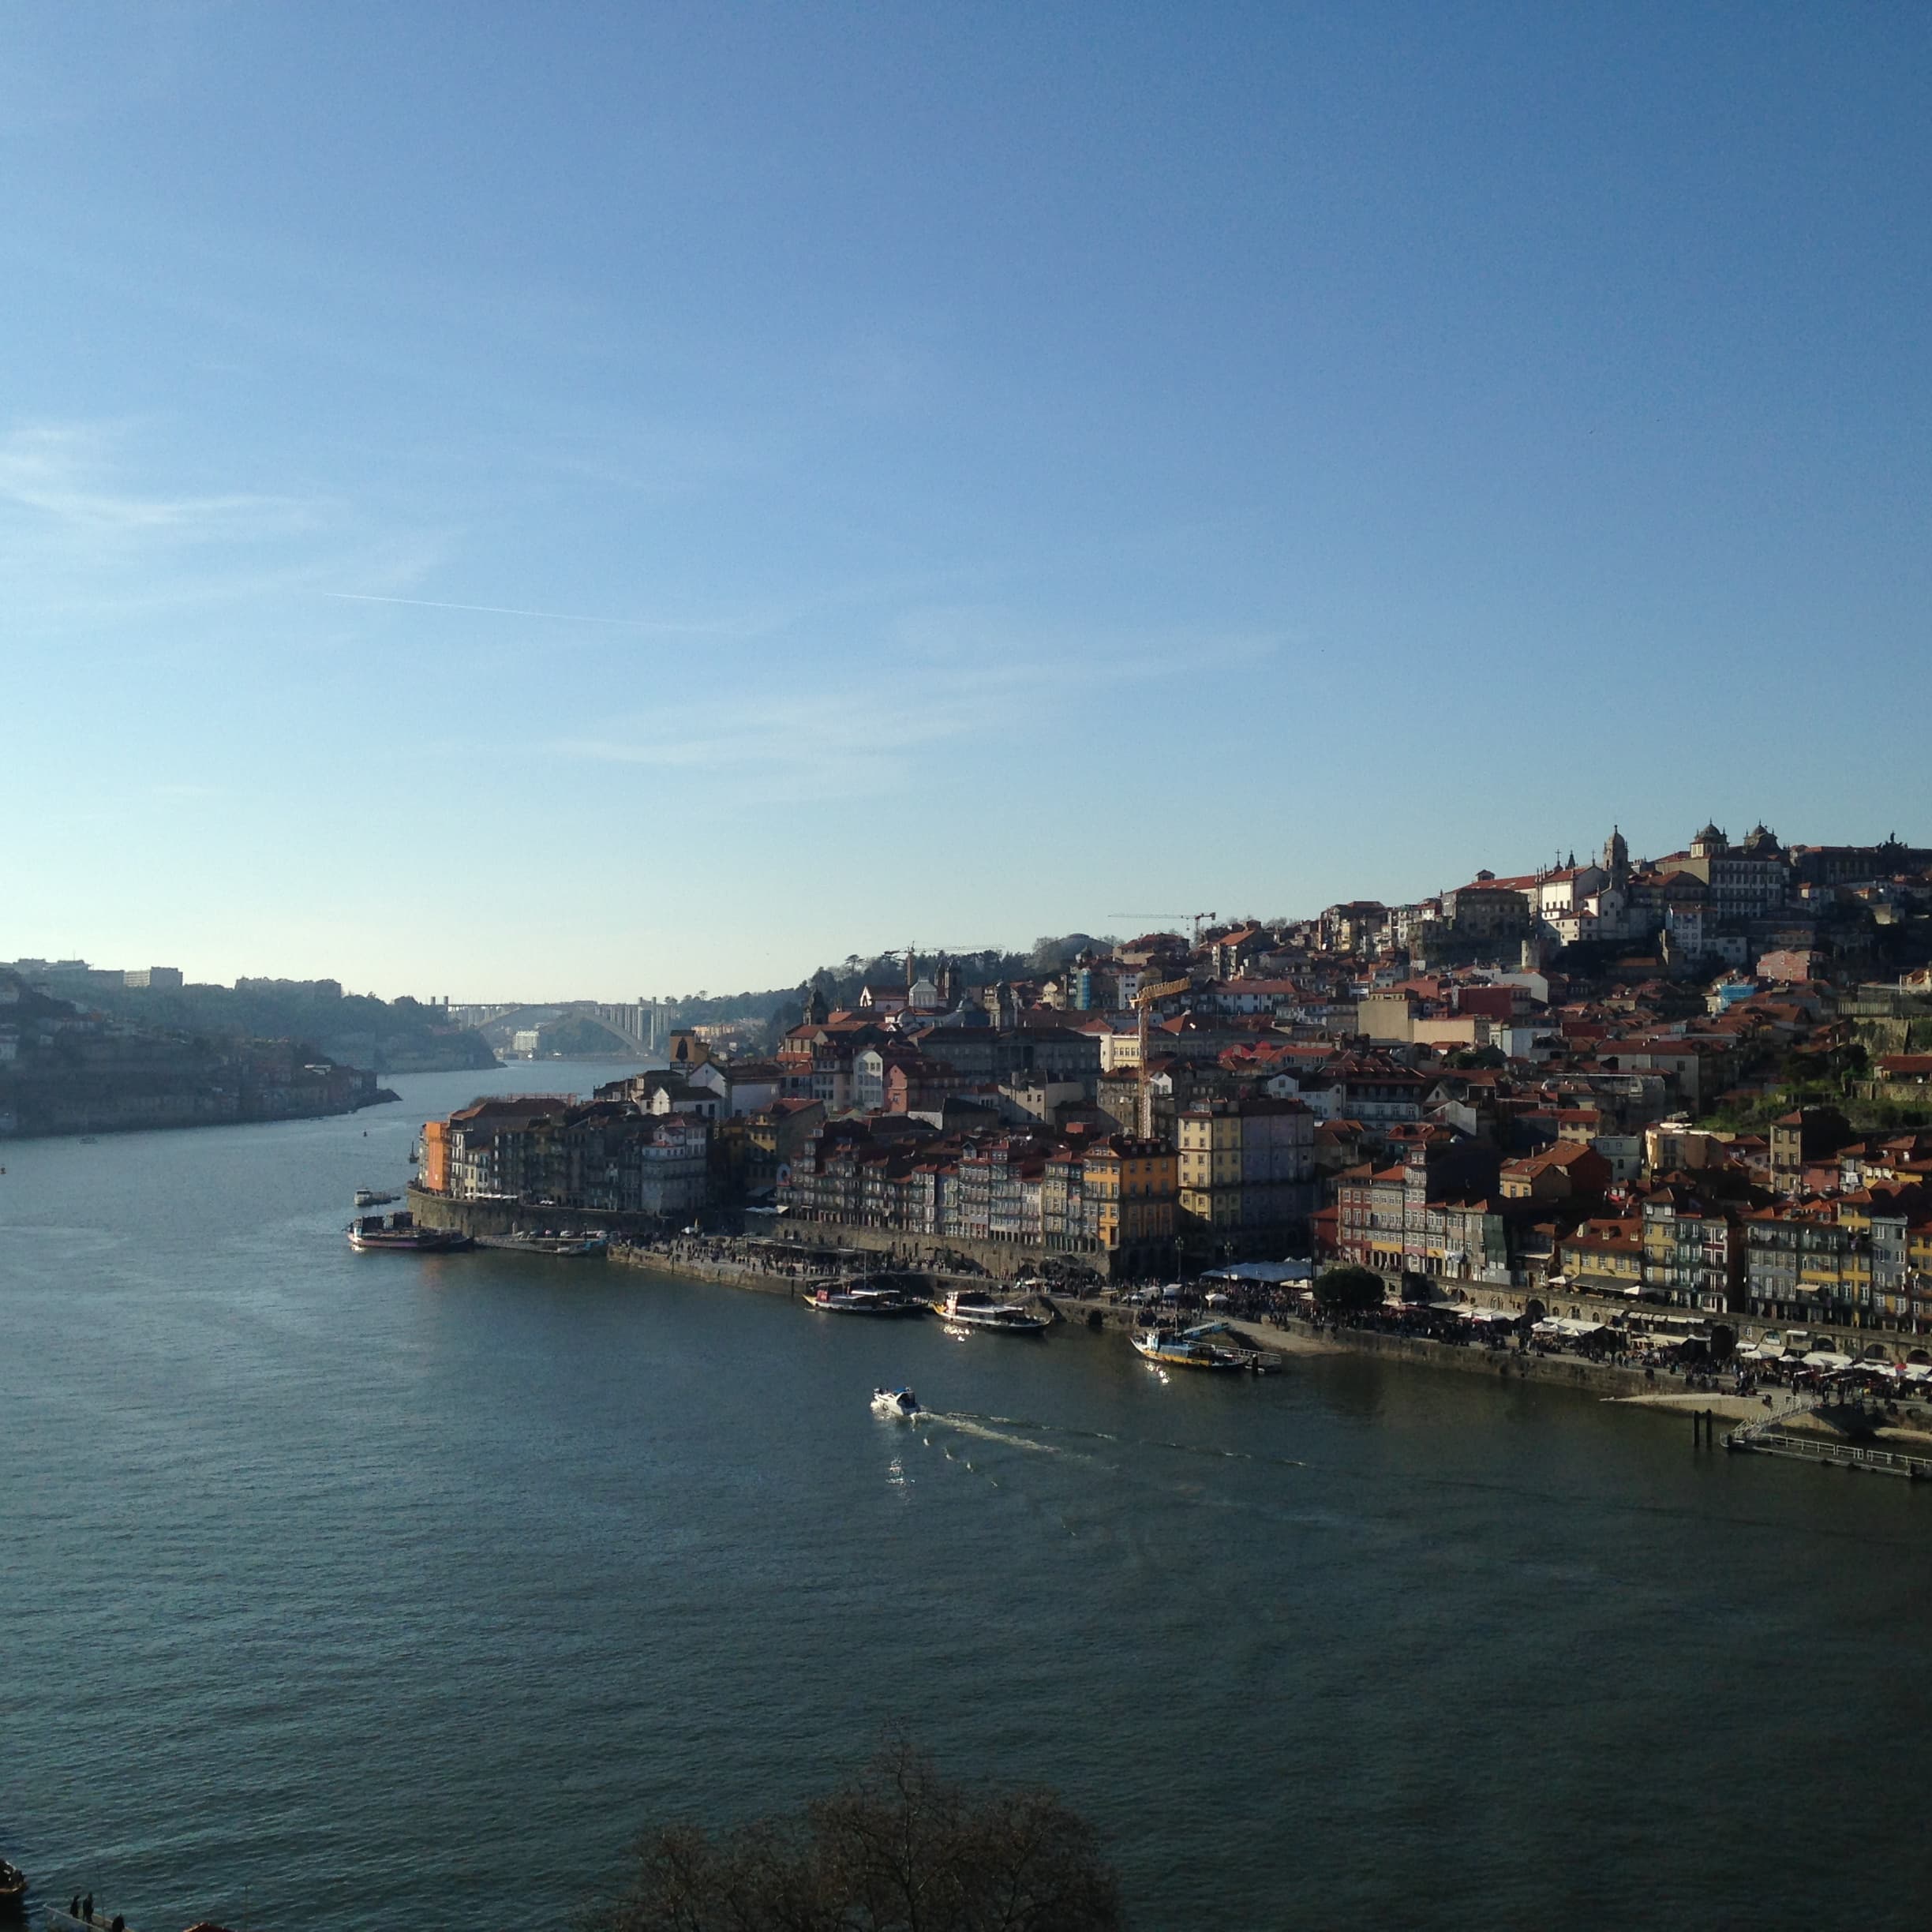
[404,1185,668,1240]
[1048,1295,1675,1398]
[765,1217,1120,1280]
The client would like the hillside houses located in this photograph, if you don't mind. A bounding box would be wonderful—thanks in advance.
[403,819,1932,1332]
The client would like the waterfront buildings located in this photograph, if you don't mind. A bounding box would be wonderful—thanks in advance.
[402,819,1932,1344]
[430,1092,711,1219]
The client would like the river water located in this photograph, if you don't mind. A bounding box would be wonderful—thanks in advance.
[2,1063,1926,1930]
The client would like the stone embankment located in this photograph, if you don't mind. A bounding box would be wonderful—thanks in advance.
[1047,1294,1682,1397]
[406,1185,662,1240]
[610,1238,1011,1304]
[612,1243,807,1297]
[399,1214,1891,1449]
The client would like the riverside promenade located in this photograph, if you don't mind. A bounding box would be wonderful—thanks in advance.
[1047,1292,1692,1402]
[586,1234,1932,1463]
[608,1234,997,1301]
[605,1232,1785,1419]
[612,1235,822,1297]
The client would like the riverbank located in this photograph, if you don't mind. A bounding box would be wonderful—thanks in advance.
[399,1215,1926,1449]
[612,1241,803,1297]
[608,1237,1035,1308]
[2,1082,400,1140]
[614,1232,1770,1413]
[1043,1290,1740,1401]
[1612,1391,1781,1422]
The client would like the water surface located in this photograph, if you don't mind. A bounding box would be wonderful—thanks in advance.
[2,1064,1926,1930]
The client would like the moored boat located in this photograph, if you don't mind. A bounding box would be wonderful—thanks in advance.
[346,1211,473,1253]
[806,1283,926,1316]
[933,1289,1050,1334]
[871,1386,923,1420]
[1133,1322,1258,1371]
[353,1188,399,1208]
[0,1856,24,1911]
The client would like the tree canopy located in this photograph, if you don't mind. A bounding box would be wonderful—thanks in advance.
[1311,1265,1386,1316]
[597,1737,1125,1932]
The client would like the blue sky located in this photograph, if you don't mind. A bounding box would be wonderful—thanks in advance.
[5,2,1928,999]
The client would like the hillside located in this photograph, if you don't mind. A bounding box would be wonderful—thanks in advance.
[80,979,499,1073]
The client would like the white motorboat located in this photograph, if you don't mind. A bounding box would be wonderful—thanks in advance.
[871,1386,923,1421]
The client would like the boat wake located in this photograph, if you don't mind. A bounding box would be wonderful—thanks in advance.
[919,1412,1067,1455]
[943,1410,1307,1472]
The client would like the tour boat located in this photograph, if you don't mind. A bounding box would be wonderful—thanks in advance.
[353,1188,399,1208]
[1133,1323,1255,1371]
[0,1855,25,1910]
[933,1289,1050,1334]
[871,1386,923,1421]
[346,1212,473,1253]
[807,1284,926,1316]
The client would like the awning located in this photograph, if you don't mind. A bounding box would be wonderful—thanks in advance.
[1201,1260,1315,1284]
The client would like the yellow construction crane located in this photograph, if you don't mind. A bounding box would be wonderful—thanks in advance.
[1130,975,1194,1136]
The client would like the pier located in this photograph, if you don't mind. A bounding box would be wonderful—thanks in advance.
[1726,1405,1932,1479]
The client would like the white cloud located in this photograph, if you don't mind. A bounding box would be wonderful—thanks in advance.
[0,421,320,541]
[0,418,447,641]
[550,620,1278,802]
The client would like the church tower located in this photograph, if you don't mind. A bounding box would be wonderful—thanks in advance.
[1603,825,1630,885]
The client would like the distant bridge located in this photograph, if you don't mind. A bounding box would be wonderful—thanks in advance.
[466,1000,671,1055]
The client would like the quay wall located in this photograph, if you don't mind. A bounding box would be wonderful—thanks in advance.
[766,1217,1120,1280]
[403,1189,1084,1283]
[404,1185,666,1240]
[611,1248,797,1297]
[609,1245,1016,1303]
[407,1196,1733,1407]
[1271,1320,1664,1398]
[1050,1295,1680,1400]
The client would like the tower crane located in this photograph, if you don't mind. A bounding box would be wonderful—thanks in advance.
[1107,911,1219,944]
[1130,974,1195,1136]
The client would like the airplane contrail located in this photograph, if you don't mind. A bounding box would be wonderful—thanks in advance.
[321,591,713,631]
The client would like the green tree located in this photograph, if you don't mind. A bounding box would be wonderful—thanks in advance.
[598,1738,1125,1932]
[1312,1265,1385,1317]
